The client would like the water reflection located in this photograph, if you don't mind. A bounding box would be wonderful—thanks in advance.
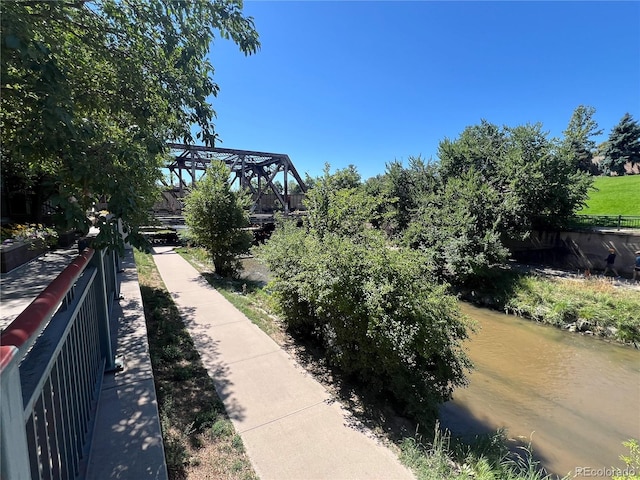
[440,303,640,478]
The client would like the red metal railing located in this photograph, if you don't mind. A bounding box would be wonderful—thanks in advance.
[0,248,95,360]
[0,345,17,371]
[0,247,117,480]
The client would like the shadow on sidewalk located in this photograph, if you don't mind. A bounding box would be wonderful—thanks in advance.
[139,283,252,478]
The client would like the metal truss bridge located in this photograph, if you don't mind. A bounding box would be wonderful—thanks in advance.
[158,143,308,221]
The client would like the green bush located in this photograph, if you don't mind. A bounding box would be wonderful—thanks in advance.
[258,222,471,424]
[613,439,640,480]
[183,161,253,277]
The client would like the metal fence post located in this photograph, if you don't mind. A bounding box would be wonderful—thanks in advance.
[92,250,116,371]
[109,249,120,300]
[1,348,31,480]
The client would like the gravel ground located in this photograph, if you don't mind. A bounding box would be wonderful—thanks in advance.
[511,262,640,292]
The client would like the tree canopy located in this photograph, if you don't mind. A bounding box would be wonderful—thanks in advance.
[1,0,259,246]
[599,113,640,176]
[356,120,595,285]
[438,120,593,234]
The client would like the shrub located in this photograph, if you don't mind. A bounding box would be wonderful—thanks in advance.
[1,223,59,248]
[613,439,640,480]
[183,161,253,277]
[258,222,471,424]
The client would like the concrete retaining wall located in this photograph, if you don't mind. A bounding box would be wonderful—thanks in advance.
[507,229,640,277]
[0,241,47,273]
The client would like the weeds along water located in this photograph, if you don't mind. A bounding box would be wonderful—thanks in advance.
[461,267,640,345]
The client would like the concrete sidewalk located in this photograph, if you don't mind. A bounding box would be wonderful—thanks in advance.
[152,246,415,480]
[85,248,167,479]
[0,247,79,330]
[1,245,167,478]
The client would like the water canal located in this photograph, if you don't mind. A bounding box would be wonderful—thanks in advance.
[440,303,640,478]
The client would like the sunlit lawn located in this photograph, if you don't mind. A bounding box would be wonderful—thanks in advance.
[579,175,640,215]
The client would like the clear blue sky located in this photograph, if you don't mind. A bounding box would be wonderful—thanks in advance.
[208,1,640,181]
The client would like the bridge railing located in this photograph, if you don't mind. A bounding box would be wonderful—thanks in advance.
[0,247,118,480]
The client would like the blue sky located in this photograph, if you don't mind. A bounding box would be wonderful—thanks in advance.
[208,1,640,181]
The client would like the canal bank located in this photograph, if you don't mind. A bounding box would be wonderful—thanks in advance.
[457,261,640,346]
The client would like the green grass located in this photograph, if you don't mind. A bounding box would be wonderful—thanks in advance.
[134,249,257,480]
[505,276,640,343]
[466,269,640,344]
[399,425,567,480]
[579,175,640,215]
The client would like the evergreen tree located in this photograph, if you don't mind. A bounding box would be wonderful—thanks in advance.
[600,113,640,175]
[562,105,602,174]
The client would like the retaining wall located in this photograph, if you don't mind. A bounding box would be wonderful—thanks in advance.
[507,229,640,277]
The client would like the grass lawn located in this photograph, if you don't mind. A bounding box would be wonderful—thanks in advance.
[578,175,640,215]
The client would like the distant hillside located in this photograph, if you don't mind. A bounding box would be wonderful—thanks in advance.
[578,175,640,215]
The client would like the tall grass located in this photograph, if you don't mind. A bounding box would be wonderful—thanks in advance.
[579,175,640,215]
[470,269,640,344]
[399,424,566,480]
[506,275,640,341]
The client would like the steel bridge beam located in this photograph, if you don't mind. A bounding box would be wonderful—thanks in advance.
[164,143,308,215]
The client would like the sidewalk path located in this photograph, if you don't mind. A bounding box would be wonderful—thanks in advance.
[0,247,79,330]
[152,246,415,480]
[86,248,167,479]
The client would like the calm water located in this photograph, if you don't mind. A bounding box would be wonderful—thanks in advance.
[440,303,640,478]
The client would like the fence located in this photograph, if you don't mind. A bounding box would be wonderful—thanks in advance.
[568,215,640,230]
[0,247,119,480]
[534,215,640,231]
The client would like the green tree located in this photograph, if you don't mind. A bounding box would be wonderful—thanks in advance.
[183,161,253,277]
[383,120,595,285]
[304,164,377,237]
[1,0,259,247]
[259,166,472,424]
[327,164,361,189]
[378,157,440,236]
[438,120,592,234]
[404,170,508,285]
[561,105,602,174]
[438,120,506,183]
[600,113,640,176]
